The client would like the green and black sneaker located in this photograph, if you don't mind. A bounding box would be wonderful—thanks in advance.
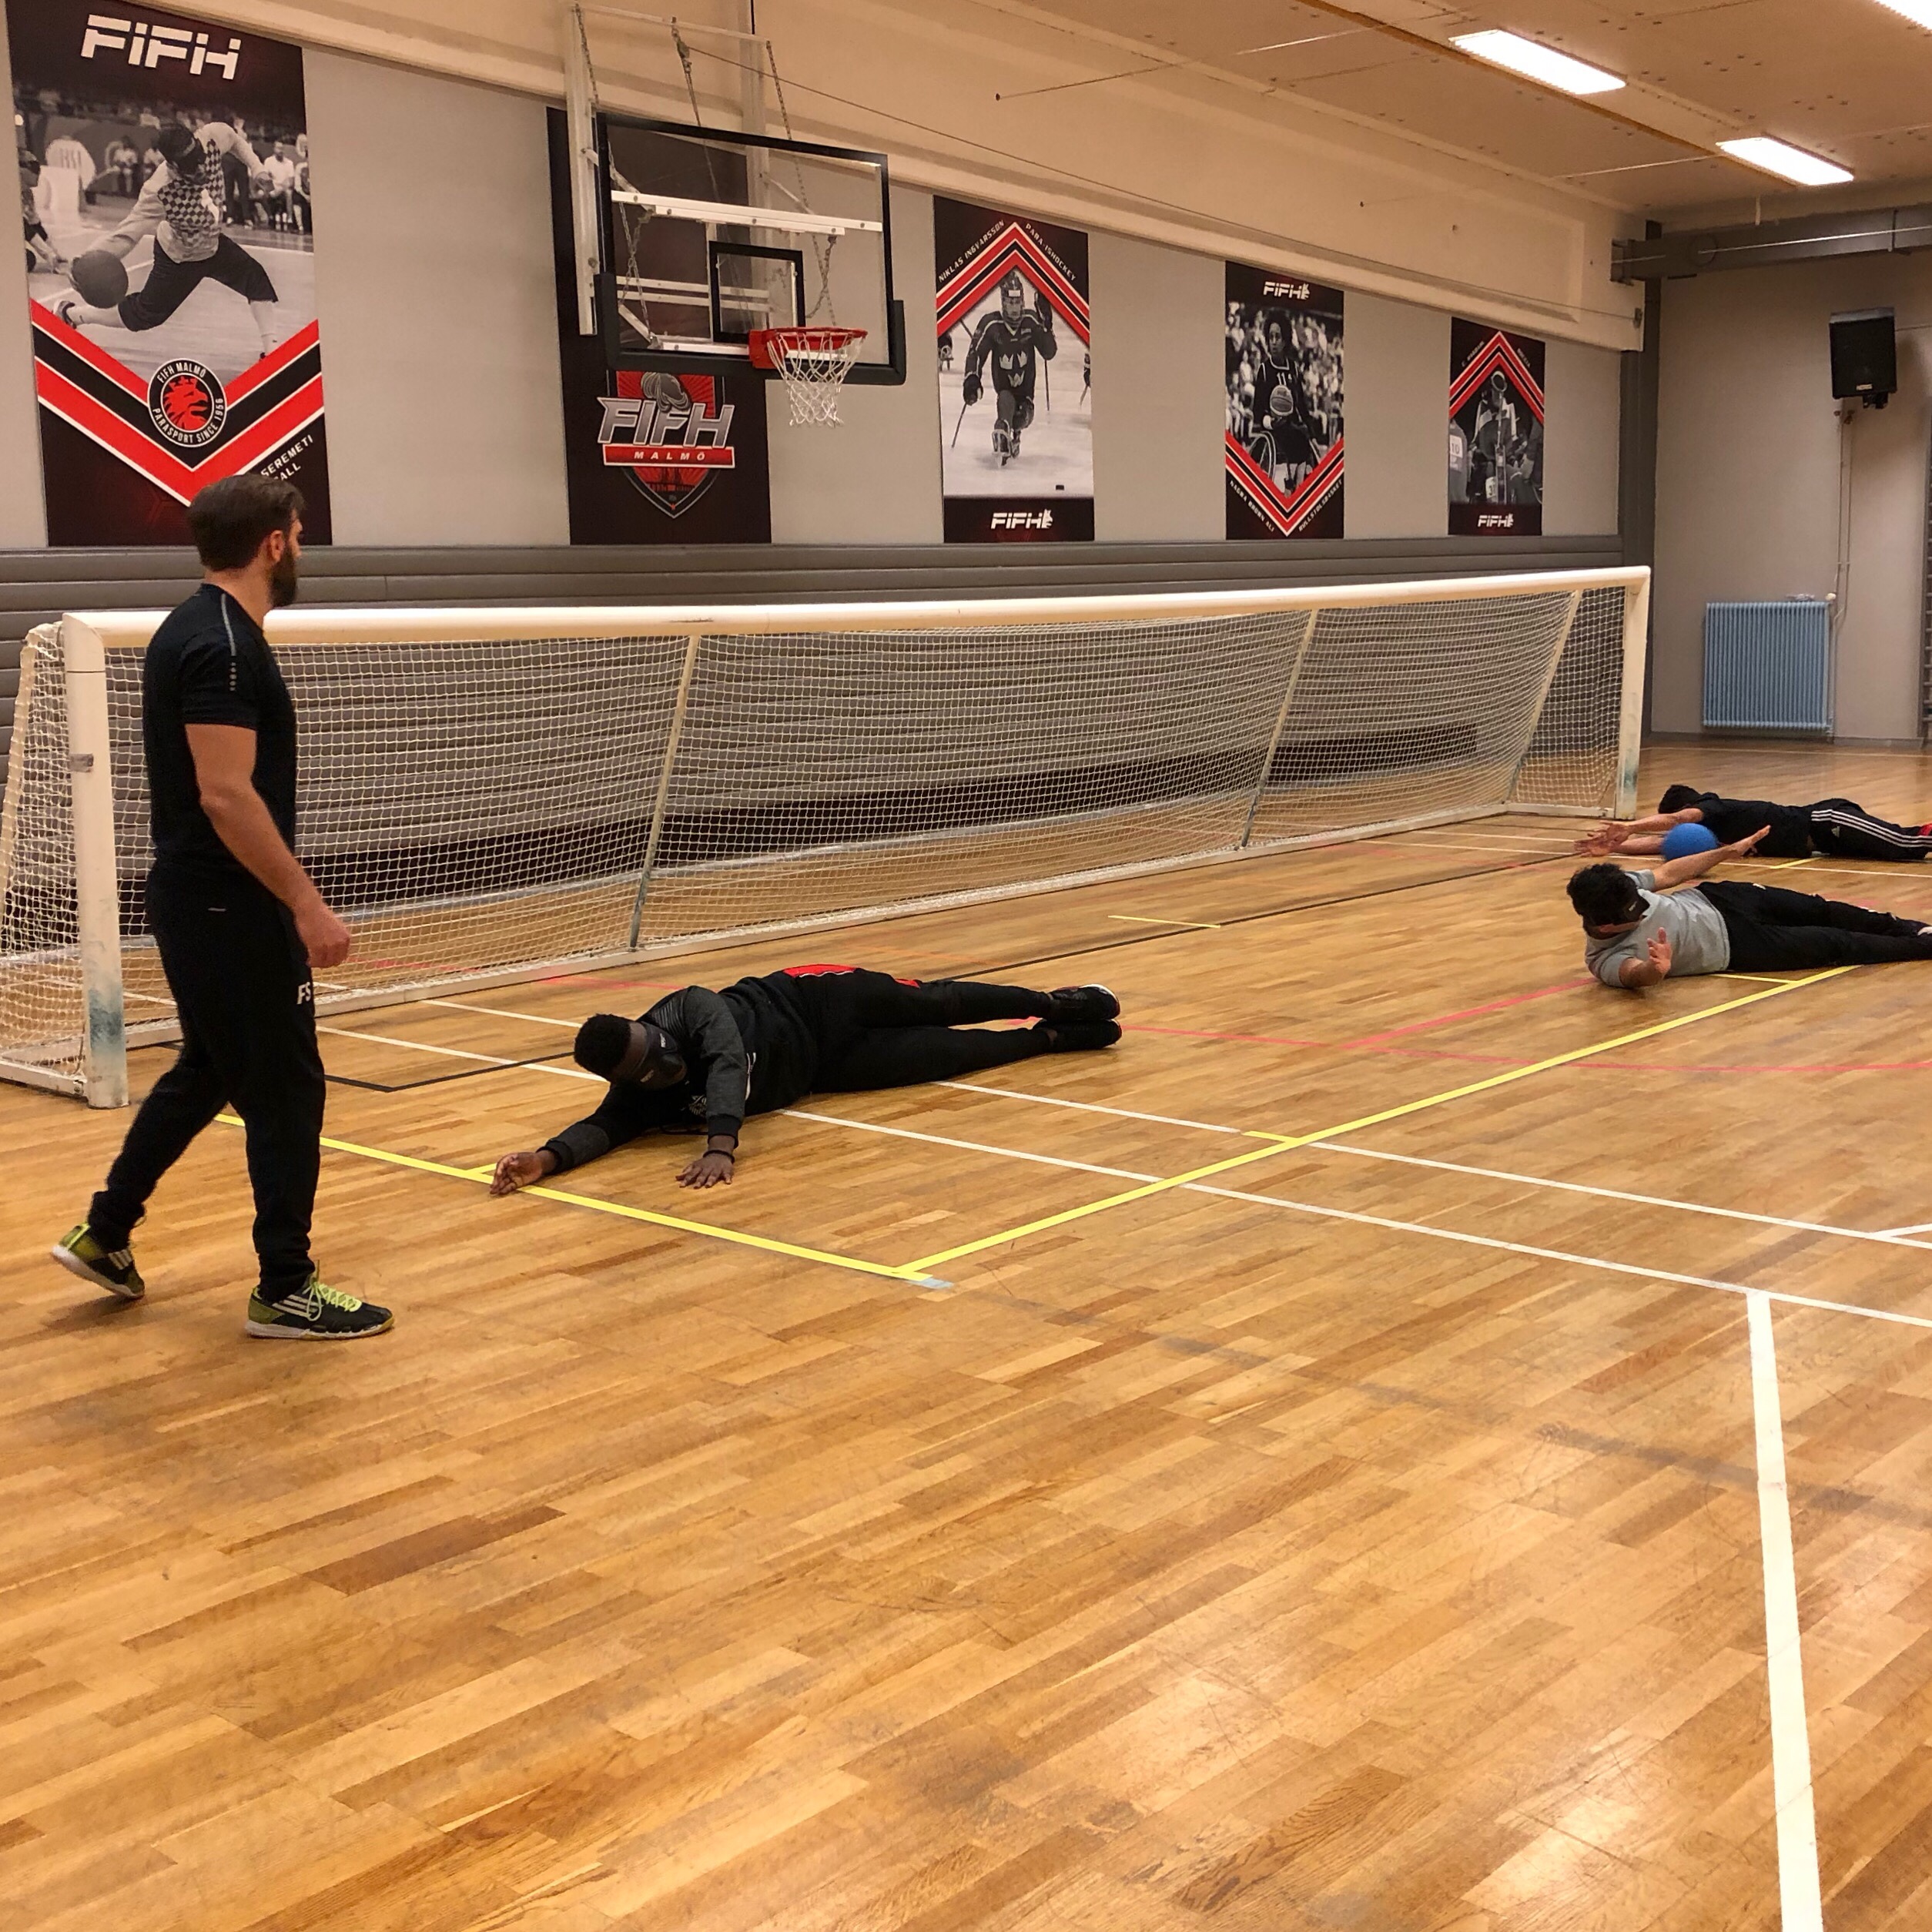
[51,1224,145,1301]
[245,1273,393,1341]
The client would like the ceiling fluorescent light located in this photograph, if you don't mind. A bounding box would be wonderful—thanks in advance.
[1716,136,1853,186]
[1450,30,1624,95]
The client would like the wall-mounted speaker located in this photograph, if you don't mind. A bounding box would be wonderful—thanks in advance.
[1830,307,1897,408]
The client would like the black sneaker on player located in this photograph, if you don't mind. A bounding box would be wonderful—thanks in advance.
[1046,984,1120,1023]
[1033,1018,1121,1053]
[245,1273,393,1340]
[50,1223,145,1301]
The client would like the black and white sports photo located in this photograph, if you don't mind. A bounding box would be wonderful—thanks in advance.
[1224,264,1343,540]
[11,0,329,542]
[1448,316,1544,536]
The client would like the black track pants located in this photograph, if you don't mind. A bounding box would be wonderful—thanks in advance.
[1806,799,1932,862]
[1700,879,1932,972]
[782,966,1060,1092]
[89,869,323,1295]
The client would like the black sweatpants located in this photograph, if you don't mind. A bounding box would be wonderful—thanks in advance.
[89,870,324,1295]
[119,235,276,332]
[782,967,1057,1092]
[1700,879,1932,972]
[1806,798,1932,862]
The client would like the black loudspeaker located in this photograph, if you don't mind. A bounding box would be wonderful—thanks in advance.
[1830,307,1897,407]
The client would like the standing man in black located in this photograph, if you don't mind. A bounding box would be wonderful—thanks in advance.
[52,476,391,1339]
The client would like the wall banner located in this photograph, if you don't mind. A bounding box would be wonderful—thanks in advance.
[936,197,1090,543]
[1448,318,1544,535]
[11,0,328,544]
[1224,266,1343,540]
[544,112,769,544]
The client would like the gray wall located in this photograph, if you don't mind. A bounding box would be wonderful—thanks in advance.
[1654,256,1932,741]
[0,0,46,548]
[0,39,1622,557]
[305,51,569,546]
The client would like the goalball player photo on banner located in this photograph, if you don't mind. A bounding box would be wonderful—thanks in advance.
[10,0,329,544]
[935,196,1092,543]
[1224,265,1343,541]
[1448,316,1544,536]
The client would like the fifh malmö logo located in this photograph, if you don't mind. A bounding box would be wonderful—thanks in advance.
[80,14,243,78]
[149,360,227,447]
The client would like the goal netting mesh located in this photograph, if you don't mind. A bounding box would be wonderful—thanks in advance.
[0,574,1640,1099]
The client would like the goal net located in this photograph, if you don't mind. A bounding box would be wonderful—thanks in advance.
[0,568,1646,1104]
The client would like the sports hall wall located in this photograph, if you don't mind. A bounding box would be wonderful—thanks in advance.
[1651,255,1932,745]
[0,32,1622,558]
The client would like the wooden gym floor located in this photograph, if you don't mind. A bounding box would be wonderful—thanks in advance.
[7,743,1932,1931]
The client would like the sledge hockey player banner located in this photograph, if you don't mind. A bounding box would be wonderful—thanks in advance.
[1448,317,1544,537]
[543,111,770,545]
[10,0,329,544]
[1224,265,1343,540]
[935,197,1091,544]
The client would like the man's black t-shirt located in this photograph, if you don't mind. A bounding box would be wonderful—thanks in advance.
[144,584,296,882]
[1685,792,1813,859]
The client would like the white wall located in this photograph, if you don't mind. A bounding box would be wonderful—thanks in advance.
[305,51,569,546]
[1653,257,1932,741]
[0,0,48,547]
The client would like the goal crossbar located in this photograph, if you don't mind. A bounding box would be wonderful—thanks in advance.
[2,567,1649,1107]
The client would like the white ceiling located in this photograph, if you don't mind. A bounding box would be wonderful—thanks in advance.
[978,0,1932,216]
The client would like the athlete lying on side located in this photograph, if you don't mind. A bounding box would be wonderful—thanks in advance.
[1577,784,1932,862]
[490,964,1120,1193]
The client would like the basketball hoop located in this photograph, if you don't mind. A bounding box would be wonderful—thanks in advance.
[749,326,866,426]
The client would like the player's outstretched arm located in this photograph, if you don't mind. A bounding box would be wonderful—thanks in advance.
[1651,823,1767,889]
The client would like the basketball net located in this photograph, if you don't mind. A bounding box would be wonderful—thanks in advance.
[750,326,866,427]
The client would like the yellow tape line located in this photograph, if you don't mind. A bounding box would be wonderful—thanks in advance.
[213,1116,942,1287]
[902,966,1855,1272]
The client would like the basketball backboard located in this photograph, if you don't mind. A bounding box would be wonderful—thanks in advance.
[595,115,905,385]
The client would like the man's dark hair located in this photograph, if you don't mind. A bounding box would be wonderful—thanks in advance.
[1568,862,1646,929]
[186,475,303,571]
[155,122,197,167]
[1658,784,1704,814]
[573,1014,632,1079]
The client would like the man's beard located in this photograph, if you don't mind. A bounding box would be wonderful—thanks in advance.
[269,545,300,608]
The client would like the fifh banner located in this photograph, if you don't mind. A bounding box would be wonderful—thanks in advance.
[936,197,1091,544]
[11,0,328,544]
[1448,317,1544,536]
[544,111,770,545]
[1224,265,1343,541]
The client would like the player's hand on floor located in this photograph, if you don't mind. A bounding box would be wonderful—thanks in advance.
[1575,822,1626,854]
[1726,825,1771,856]
[1647,929,1673,976]
[678,1150,735,1190]
[491,1150,554,1196]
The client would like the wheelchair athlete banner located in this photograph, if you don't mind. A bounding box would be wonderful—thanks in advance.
[1224,264,1343,540]
[936,197,1091,544]
[1448,316,1543,537]
[10,0,329,543]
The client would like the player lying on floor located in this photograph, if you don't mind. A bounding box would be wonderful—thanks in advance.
[1576,784,1932,862]
[489,966,1120,1194]
[1569,829,1932,989]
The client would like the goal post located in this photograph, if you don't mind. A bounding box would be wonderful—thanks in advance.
[0,567,1648,1105]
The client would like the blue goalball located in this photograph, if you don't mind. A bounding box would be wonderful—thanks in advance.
[1659,822,1719,860]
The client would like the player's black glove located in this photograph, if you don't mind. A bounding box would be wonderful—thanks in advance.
[1033,293,1054,331]
[962,370,981,407]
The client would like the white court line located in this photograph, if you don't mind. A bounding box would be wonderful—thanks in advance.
[1880,1221,1932,1237]
[936,1080,1246,1137]
[785,1102,1932,1331]
[1107,915,1224,929]
[316,1024,598,1080]
[1309,1142,1932,1254]
[1748,1291,1826,1932]
[426,996,580,1029]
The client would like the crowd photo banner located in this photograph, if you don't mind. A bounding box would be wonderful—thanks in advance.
[1224,265,1343,540]
[544,110,771,545]
[11,0,329,543]
[935,197,1091,543]
[1448,317,1544,535]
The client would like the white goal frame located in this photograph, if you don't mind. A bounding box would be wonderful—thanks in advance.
[13,567,1648,1107]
